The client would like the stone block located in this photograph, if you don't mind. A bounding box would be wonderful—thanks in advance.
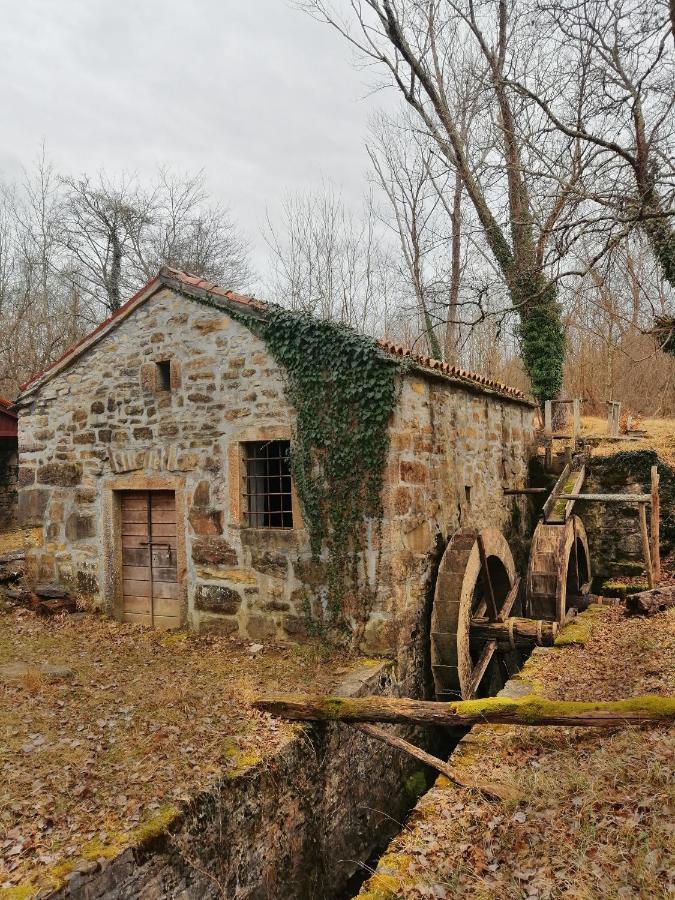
[90,401,105,414]
[245,615,276,641]
[133,427,153,440]
[400,460,428,484]
[77,570,99,595]
[199,615,239,636]
[281,615,309,640]
[191,537,237,566]
[192,480,210,507]
[293,558,328,588]
[65,513,96,542]
[37,463,82,486]
[18,489,50,526]
[18,467,35,488]
[194,584,242,614]
[251,550,288,578]
[188,508,223,535]
[73,431,96,445]
[196,566,258,586]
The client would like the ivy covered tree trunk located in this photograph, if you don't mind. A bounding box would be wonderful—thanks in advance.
[513,271,566,404]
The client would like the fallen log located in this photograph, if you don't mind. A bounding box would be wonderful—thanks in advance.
[352,723,521,803]
[626,585,675,617]
[254,694,675,728]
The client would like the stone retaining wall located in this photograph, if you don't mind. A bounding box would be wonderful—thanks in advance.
[47,662,431,900]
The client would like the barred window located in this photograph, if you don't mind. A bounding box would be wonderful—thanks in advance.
[243,440,293,528]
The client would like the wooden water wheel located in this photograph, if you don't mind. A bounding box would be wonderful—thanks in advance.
[526,515,591,623]
[431,528,558,701]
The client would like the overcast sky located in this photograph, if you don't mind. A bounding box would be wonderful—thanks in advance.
[0,0,396,283]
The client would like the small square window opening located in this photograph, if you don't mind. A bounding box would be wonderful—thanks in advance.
[156,360,172,392]
[243,440,293,528]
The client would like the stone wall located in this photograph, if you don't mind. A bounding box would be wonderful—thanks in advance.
[16,286,535,663]
[579,450,674,581]
[0,438,18,532]
[47,662,433,900]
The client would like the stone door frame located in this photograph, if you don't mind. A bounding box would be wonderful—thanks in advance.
[101,474,188,627]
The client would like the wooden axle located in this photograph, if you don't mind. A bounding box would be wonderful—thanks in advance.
[503,487,548,495]
[471,616,558,649]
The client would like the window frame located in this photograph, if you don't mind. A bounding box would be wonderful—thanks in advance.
[242,439,294,529]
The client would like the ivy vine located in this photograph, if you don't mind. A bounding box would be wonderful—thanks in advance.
[233,304,400,638]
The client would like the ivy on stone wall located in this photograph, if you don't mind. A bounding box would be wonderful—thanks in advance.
[233,305,400,639]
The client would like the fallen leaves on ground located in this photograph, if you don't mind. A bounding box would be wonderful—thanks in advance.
[362,606,675,899]
[0,609,350,892]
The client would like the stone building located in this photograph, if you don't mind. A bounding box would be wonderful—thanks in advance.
[15,267,535,666]
[0,397,18,531]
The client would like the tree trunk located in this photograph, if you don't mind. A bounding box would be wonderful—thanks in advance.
[254,694,674,728]
[444,168,462,365]
[471,616,558,648]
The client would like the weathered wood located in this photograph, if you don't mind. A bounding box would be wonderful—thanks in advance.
[542,462,571,521]
[477,533,499,621]
[503,487,548,495]
[639,502,654,589]
[497,576,521,621]
[651,466,661,583]
[544,400,552,436]
[471,616,558,649]
[572,398,581,446]
[625,586,675,616]
[352,723,520,803]
[254,694,675,728]
[607,400,621,438]
[466,640,497,698]
[558,493,651,503]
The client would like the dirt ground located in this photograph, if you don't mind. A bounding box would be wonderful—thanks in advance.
[581,415,675,468]
[0,607,353,895]
[359,605,675,900]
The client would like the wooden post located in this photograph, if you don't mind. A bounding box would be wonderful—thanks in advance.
[607,401,620,438]
[639,502,654,589]
[544,400,552,437]
[651,466,660,584]
[572,399,581,449]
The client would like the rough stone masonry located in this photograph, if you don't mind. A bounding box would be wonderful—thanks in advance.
[14,268,535,681]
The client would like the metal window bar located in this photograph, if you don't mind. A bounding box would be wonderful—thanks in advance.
[244,441,293,528]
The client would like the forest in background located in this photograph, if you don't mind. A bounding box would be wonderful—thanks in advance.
[0,0,673,415]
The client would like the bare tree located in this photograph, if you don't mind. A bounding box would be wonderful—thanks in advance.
[297,0,589,403]
[264,185,403,335]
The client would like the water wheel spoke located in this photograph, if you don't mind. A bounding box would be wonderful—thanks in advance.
[497,576,521,622]
[477,533,499,621]
[466,639,497,699]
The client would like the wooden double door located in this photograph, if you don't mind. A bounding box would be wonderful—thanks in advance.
[120,490,180,629]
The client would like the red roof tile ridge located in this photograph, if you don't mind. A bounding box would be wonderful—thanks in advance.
[375,338,526,399]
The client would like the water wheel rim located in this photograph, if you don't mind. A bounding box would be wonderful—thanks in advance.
[431,528,516,700]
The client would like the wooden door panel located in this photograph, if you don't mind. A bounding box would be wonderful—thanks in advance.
[121,490,179,628]
[153,581,179,600]
[123,547,151,566]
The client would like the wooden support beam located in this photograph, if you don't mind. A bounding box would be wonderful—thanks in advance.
[352,724,520,803]
[497,576,521,621]
[254,694,675,728]
[558,493,651,503]
[544,400,552,436]
[572,398,581,446]
[477,533,499,621]
[639,502,654,589]
[651,466,661,584]
[503,488,548,495]
[466,640,497,698]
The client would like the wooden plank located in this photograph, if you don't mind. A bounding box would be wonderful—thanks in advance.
[121,509,149,524]
[651,466,661,584]
[544,400,552,436]
[122,533,150,548]
[151,549,174,567]
[153,566,178,582]
[150,509,176,524]
[151,493,175,508]
[466,640,497,699]
[122,596,152,614]
[639,502,654,589]
[558,493,651,503]
[153,581,179,600]
[477,533,499,621]
[121,523,150,536]
[123,579,151,597]
[564,464,586,520]
[497,576,521,621]
[122,547,151,566]
[542,462,571,521]
[123,565,151,581]
[122,611,152,625]
[153,597,181,617]
[151,523,176,538]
